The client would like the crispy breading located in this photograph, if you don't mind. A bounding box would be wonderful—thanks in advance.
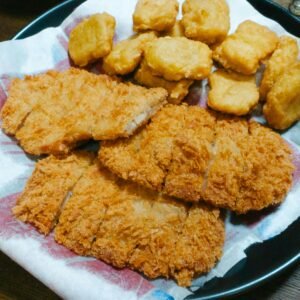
[235,122,294,213]
[213,20,279,74]
[100,104,294,213]
[0,68,168,155]
[133,0,179,32]
[144,37,212,80]
[103,31,157,75]
[134,60,193,104]
[162,20,185,37]
[260,36,299,100]
[208,70,259,116]
[54,159,224,286]
[182,0,230,45]
[68,13,116,67]
[263,63,300,130]
[12,152,94,235]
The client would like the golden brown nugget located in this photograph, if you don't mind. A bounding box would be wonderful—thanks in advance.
[12,152,94,235]
[68,13,116,67]
[100,104,294,213]
[55,164,119,255]
[1,68,168,155]
[144,37,212,81]
[263,63,300,130]
[133,0,179,32]
[182,0,230,45]
[208,70,259,116]
[162,20,185,37]
[235,122,294,213]
[103,32,157,75]
[260,36,299,100]
[134,60,193,104]
[213,20,279,74]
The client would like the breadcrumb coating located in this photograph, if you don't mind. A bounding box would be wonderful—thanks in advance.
[263,63,300,130]
[260,36,299,100]
[100,104,294,213]
[12,152,94,235]
[68,13,116,67]
[213,20,279,74]
[133,0,179,32]
[182,0,230,45]
[1,68,168,155]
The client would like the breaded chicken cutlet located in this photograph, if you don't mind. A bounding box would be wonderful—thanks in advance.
[100,104,294,214]
[13,153,225,287]
[0,68,167,155]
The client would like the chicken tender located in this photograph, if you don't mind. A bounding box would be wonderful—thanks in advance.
[100,104,294,213]
[103,31,157,75]
[208,70,259,116]
[54,160,224,286]
[213,20,279,74]
[260,36,299,100]
[134,60,193,104]
[144,37,212,81]
[162,20,185,37]
[182,0,230,45]
[12,152,94,235]
[68,13,116,67]
[263,63,300,130]
[133,0,179,32]
[0,68,168,155]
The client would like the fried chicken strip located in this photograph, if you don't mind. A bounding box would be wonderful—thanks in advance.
[1,68,168,155]
[100,104,294,213]
[12,152,94,235]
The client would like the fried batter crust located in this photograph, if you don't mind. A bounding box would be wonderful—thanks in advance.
[144,37,212,81]
[12,152,94,235]
[213,20,279,74]
[100,104,294,213]
[263,63,300,130]
[208,70,259,116]
[69,13,116,67]
[182,0,230,45]
[134,60,193,104]
[133,0,179,32]
[1,68,167,155]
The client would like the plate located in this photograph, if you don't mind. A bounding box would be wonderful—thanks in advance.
[12,0,300,299]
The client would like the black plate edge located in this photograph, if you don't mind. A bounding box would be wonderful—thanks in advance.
[8,0,300,299]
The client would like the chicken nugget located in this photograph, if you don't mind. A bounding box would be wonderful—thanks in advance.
[182,0,230,45]
[0,68,167,155]
[208,70,259,116]
[162,20,185,37]
[68,13,116,67]
[213,20,279,74]
[134,60,193,104]
[133,0,179,32]
[12,152,94,235]
[103,31,157,75]
[144,37,212,81]
[263,63,300,130]
[260,36,299,100]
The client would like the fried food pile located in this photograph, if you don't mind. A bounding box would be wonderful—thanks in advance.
[1,0,299,288]
[13,153,225,287]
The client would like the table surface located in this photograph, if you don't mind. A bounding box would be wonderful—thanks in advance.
[0,1,299,300]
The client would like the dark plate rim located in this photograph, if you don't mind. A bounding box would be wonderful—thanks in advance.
[9,0,300,299]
